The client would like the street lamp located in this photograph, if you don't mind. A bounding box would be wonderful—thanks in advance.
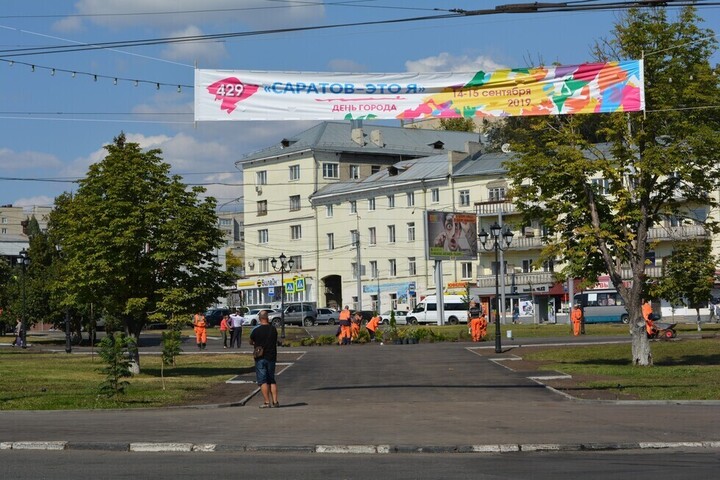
[18,248,30,349]
[478,222,514,353]
[55,245,72,354]
[270,253,294,340]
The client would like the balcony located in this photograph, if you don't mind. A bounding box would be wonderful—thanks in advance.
[475,201,516,217]
[647,225,707,241]
[475,271,555,289]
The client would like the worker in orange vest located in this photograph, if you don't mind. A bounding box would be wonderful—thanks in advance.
[468,300,484,342]
[366,313,381,342]
[571,303,583,336]
[351,312,362,342]
[193,312,207,350]
[642,300,657,337]
[219,314,230,349]
[338,305,352,345]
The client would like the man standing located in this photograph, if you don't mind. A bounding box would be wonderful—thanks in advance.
[192,312,207,350]
[571,303,583,336]
[250,310,279,408]
[230,310,244,348]
[338,305,352,345]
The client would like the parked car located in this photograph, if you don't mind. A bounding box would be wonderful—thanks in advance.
[379,310,409,325]
[270,304,317,326]
[204,308,230,327]
[315,308,340,325]
[243,308,265,327]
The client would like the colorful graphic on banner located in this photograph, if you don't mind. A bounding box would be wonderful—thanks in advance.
[194,61,644,121]
[426,211,478,260]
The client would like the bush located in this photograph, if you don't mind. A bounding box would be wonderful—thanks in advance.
[161,328,183,366]
[98,332,133,397]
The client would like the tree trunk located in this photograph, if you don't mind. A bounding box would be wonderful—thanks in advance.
[630,318,652,366]
[696,308,701,332]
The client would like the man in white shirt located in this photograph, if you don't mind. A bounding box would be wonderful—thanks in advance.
[229,311,244,348]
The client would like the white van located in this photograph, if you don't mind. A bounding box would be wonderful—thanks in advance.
[406,295,468,325]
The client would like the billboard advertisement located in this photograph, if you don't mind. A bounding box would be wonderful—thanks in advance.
[194,60,644,121]
[426,211,478,260]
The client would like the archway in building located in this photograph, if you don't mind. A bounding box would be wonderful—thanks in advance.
[322,274,342,309]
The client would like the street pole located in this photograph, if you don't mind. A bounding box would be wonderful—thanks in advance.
[19,248,29,349]
[478,223,514,354]
[271,253,294,340]
[65,309,72,354]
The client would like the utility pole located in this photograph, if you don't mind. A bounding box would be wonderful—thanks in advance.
[354,217,362,312]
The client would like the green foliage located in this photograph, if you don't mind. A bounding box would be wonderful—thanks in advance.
[652,240,716,321]
[503,6,720,334]
[48,133,233,340]
[98,332,133,397]
[161,328,183,366]
[439,118,476,132]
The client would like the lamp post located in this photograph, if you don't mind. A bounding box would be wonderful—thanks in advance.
[19,248,30,349]
[478,222,514,353]
[55,245,72,354]
[270,253,294,340]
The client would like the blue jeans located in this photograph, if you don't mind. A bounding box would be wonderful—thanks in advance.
[255,358,276,385]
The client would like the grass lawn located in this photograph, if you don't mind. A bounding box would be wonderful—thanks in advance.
[522,337,720,400]
[0,351,254,410]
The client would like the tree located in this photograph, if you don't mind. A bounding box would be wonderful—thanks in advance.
[439,118,477,132]
[49,133,233,365]
[503,6,720,365]
[652,240,716,330]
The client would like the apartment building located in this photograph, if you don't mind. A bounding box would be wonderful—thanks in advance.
[0,205,51,265]
[237,121,482,308]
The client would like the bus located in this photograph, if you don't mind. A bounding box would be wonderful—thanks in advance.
[574,290,629,324]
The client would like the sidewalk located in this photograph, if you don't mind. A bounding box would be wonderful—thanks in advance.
[2,342,719,453]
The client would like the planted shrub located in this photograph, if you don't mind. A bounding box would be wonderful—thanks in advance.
[98,332,133,397]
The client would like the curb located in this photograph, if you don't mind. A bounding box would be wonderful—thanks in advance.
[2,441,719,454]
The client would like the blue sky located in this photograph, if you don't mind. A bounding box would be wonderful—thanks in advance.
[1,1,718,209]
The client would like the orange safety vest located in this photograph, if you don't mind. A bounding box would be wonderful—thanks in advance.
[366,316,380,332]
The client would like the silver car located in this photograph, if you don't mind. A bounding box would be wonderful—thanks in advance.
[315,308,340,325]
[379,310,409,325]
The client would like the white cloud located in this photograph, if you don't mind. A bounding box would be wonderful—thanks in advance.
[67,0,325,30]
[52,15,83,33]
[0,148,63,170]
[405,53,507,73]
[326,59,368,73]
[161,26,227,65]
[13,196,55,208]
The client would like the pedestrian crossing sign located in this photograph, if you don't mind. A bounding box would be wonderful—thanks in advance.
[284,281,295,294]
[295,277,306,292]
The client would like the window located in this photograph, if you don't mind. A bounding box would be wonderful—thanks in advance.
[491,261,507,275]
[1,228,6,234]
[522,259,533,273]
[368,227,377,246]
[323,163,339,178]
[289,195,301,211]
[349,164,360,179]
[591,178,610,195]
[407,191,415,207]
[461,262,473,279]
[389,293,398,309]
[349,200,357,214]
[350,229,359,245]
[258,229,269,244]
[1,217,7,224]
[407,222,415,242]
[290,225,302,240]
[258,258,269,273]
[290,255,302,270]
[370,260,378,279]
[408,257,416,276]
[543,259,555,272]
[459,189,470,207]
[387,194,395,208]
[368,197,376,211]
[326,205,333,218]
[389,259,397,277]
[327,233,335,250]
[257,200,267,216]
[351,262,358,280]
[431,188,440,203]
[256,170,267,185]
[371,165,381,174]
[488,186,506,201]
[289,165,300,181]
[388,225,396,243]
[219,218,232,227]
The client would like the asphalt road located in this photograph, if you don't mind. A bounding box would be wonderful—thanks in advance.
[2,449,719,479]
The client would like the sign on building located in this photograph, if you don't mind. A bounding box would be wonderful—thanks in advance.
[425,211,478,260]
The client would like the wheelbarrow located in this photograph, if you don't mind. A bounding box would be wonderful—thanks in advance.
[647,321,677,339]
